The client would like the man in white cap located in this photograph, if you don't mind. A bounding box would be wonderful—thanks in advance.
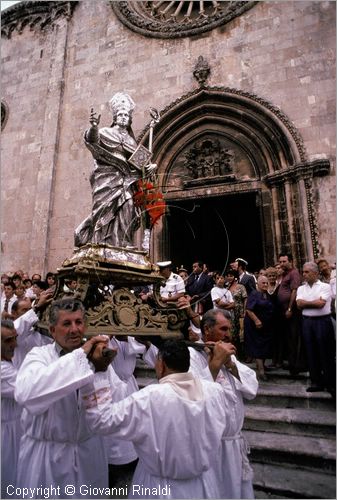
[157,261,186,303]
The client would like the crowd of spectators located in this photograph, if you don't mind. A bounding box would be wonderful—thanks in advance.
[1,252,335,499]
[2,255,335,385]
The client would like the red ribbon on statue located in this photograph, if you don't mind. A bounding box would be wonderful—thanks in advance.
[133,179,166,228]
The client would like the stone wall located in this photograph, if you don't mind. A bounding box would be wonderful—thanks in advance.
[1,0,335,274]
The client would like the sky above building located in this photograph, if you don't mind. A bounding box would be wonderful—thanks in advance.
[1,1,21,11]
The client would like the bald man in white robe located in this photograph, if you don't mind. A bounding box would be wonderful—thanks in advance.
[82,339,232,499]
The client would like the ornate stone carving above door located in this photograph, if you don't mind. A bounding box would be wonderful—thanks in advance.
[165,133,257,191]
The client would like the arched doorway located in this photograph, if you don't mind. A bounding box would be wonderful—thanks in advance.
[139,87,330,269]
[166,191,264,273]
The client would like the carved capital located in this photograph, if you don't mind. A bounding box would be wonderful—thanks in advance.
[1,1,77,39]
[263,158,331,187]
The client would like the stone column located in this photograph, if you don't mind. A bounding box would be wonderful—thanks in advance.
[297,177,314,261]
[283,180,297,260]
[270,185,282,259]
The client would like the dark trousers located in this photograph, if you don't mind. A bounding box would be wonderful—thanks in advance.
[109,459,138,497]
[278,311,307,373]
[302,315,336,389]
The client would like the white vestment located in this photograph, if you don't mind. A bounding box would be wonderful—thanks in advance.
[105,337,146,465]
[13,308,52,368]
[1,310,53,498]
[142,343,159,368]
[1,360,22,499]
[14,343,125,499]
[189,347,258,499]
[82,371,231,499]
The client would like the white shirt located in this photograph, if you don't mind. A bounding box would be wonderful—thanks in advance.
[160,272,185,298]
[0,295,16,314]
[25,287,36,299]
[296,280,332,316]
[211,286,233,310]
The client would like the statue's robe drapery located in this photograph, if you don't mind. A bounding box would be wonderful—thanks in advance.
[75,127,141,248]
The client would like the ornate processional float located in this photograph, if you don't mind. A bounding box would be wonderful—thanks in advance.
[37,93,186,338]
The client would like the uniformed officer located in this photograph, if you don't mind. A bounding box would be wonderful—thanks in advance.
[157,261,186,303]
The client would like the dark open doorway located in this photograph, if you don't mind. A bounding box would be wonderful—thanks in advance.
[166,192,265,274]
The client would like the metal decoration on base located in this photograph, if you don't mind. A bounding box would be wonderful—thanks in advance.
[37,243,186,338]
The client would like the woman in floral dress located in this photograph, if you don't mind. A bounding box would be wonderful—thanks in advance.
[225,268,247,360]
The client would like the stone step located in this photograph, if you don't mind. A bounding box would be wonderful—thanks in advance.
[244,406,336,438]
[136,371,335,410]
[247,383,335,411]
[252,462,336,499]
[245,430,336,474]
[258,369,310,385]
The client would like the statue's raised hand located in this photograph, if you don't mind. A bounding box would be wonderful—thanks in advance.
[89,108,101,127]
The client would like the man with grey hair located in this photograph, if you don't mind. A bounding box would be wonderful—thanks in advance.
[188,308,258,499]
[14,297,124,498]
[296,262,335,397]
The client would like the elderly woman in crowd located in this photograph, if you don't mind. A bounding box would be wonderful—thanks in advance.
[244,275,274,380]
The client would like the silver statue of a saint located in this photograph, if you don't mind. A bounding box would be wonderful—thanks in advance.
[74,92,155,249]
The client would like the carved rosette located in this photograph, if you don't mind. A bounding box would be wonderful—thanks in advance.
[1,1,77,38]
[110,1,257,39]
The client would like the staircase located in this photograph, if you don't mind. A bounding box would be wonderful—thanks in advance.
[245,365,336,499]
[134,359,336,499]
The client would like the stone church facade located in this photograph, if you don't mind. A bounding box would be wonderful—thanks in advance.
[1,1,335,275]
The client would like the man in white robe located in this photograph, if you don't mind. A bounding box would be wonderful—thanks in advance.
[105,336,147,492]
[1,292,54,498]
[82,339,232,499]
[14,297,125,499]
[189,308,258,499]
[12,292,54,368]
[1,319,22,499]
